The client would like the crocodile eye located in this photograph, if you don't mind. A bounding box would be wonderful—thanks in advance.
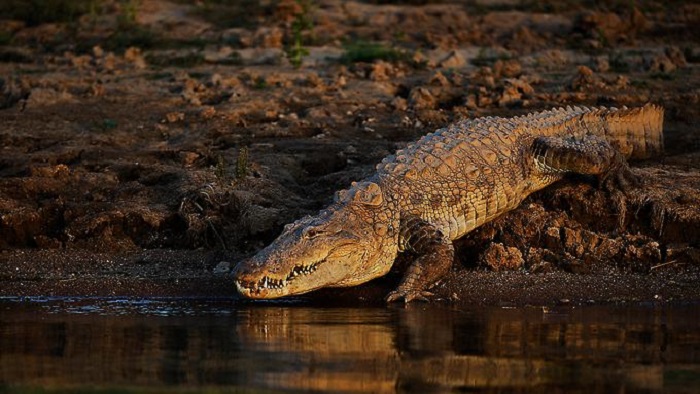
[302,227,324,239]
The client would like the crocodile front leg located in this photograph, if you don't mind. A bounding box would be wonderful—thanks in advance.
[386,216,454,303]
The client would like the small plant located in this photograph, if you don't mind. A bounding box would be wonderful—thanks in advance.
[235,147,249,180]
[102,118,118,130]
[285,0,314,68]
[215,154,228,182]
[90,118,118,132]
[341,40,408,64]
[595,27,610,48]
[117,0,139,29]
[252,76,268,90]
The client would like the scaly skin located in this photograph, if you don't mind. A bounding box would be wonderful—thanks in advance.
[234,104,664,302]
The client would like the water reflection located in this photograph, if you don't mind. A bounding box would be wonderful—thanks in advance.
[1,298,700,393]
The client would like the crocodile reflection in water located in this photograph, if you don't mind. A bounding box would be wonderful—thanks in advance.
[2,301,698,392]
[236,306,674,392]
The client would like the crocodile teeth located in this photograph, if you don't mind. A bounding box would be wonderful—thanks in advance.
[286,262,319,281]
[237,280,261,294]
[252,276,288,290]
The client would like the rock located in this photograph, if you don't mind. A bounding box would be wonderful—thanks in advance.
[29,164,70,179]
[165,112,185,123]
[429,71,451,87]
[612,75,630,89]
[596,237,623,260]
[91,82,106,97]
[498,85,521,107]
[476,87,493,107]
[646,54,676,73]
[391,96,408,111]
[498,78,534,107]
[528,248,555,273]
[569,65,603,91]
[0,77,29,109]
[511,26,543,52]
[70,53,92,69]
[666,244,700,265]
[408,87,436,110]
[412,51,432,68]
[593,56,610,72]
[257,27,284,48]
[203,45,237,63]
[493,59,522,78]
[533,49,569,69]
[25,88,75,108]
[576,8,649,45]
[562,227,585,257]
[34,235,62,249]
[124,47,147,69]
[179,151,200,167]
[623,235,662,268]
[213,261,231,274]
[481,243,524,271]
[630,7,650,31]
[665,46,687,68]
[576,11,625,42]
[370,61,394,81]
[464,94,478,110]
[438,50,466,69]
[473,66,496,89]
[200,106,217,119]
[543,227,561,250]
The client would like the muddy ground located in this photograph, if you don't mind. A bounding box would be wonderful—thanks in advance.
[1,0,699,306]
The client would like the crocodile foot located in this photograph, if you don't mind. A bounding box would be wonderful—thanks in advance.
[600,161,645,196]
[599,161,645,230]
[385,288,434,303]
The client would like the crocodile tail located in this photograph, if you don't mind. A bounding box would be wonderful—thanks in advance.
[601,104,664,160]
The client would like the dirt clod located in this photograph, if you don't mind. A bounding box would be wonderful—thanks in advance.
[480,243,524,271]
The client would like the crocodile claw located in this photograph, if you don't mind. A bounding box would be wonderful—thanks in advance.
[385,288,434,303]
[599,162,645,230]
[600,163,644,197]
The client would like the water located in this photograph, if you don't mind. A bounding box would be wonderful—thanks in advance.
[2,298,700,393]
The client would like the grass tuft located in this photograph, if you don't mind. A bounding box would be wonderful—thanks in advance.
[285,0,314,68]
[341,40,409,64]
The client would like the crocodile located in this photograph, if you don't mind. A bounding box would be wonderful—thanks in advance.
[234,104,664,302]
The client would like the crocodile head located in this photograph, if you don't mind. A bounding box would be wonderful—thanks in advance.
[233,181,398,299]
